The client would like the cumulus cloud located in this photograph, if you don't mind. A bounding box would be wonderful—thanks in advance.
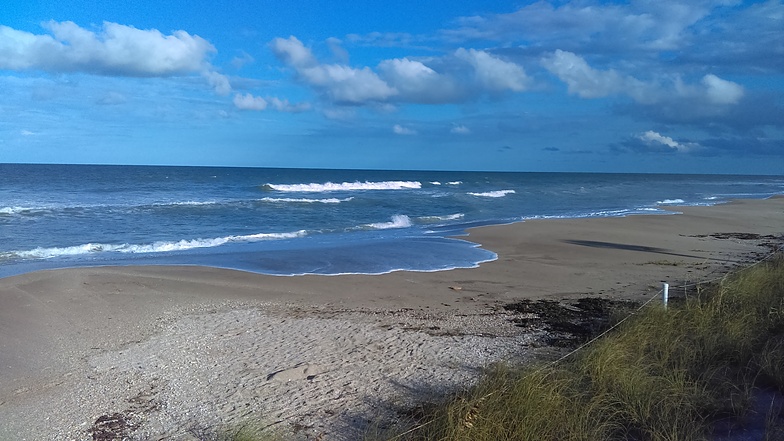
[637,130,699,153]
[618,131,782,157]
[204,71,231,95]
[233,93,268,110]
[541,50,656,102]
[454,48,528,92]
[270,36,317,68]
[271,35,529,106]
[376,57,464,103]
[233,93,310,112]
[271,36,396,104]
[0,21,215,77]
[543,50,745,109]
[701,74,744,105]
[393,124,417,135]
[301,64,397,103]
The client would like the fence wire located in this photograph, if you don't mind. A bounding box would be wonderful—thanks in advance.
[385,239,784,440]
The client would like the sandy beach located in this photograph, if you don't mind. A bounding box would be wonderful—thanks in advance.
[1,197,782,440]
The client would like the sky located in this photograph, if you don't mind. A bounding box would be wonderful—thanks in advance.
[0,1,782,173]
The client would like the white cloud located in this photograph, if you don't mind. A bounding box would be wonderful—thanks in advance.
[378,58,439,91]
[393,124,417,135]
[451,124,471,134]
[0,21,215,76]
[541,50,626,98]
[270,36,317,68]
[271,36,530,106]
[541,49,658,103]
[299,63,397,103]
[20,129,35,136]
[233,93,310,112]
[233,93,267,110]
[670,74,745,108]
[266,97,311,113]
[454,48,528,92]
[204,71,231,95]
[543,50,744,108]
[377,57,460,103]
[701,74,744,105]
[271,36,396,104]
[638,130,699,153]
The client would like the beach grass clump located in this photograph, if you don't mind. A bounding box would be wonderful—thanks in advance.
[387,255,784,441]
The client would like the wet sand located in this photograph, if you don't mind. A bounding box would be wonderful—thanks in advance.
[0,197,782,440]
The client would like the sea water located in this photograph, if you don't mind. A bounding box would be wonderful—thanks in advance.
[1,164,782,278]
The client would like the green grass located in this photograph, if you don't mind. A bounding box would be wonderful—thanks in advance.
[385,254,784,441]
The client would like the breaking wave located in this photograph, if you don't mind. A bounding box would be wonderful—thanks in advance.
[262,181,422,192]
[364,215,413,230]
[418,213,465,222]
[10,230,308,260]
[656,199,686,205]
[258,197,353,204]
[468,190,516,198]
[0,206,37,215]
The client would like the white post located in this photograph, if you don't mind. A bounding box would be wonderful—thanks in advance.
[662,282,669,309]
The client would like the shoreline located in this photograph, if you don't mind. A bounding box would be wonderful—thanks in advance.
[0,196,782,440]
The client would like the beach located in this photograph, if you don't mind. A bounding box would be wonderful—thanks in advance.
[1,197,782,440]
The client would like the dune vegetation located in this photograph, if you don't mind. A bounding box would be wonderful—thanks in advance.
[382,254,784,441]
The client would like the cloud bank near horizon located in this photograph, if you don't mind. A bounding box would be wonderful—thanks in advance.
[0,0,781,171]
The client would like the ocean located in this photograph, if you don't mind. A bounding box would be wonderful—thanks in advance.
[1,164,782,279]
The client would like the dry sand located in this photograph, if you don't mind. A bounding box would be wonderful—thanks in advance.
[0,197,782,440]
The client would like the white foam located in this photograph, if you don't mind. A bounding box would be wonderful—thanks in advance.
[419,213,465,222]
[14,230,308,259]
[0,206,30,215]
[468,190,516,198]
[264,181,422,192]
[365,215,412,230]
[259,197,353,204]
[154,200,221,207]
[656,198,685,205]
[446,181,462,185]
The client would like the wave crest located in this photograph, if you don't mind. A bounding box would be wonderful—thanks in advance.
[468,190,516,198]
[259,197,353,204]
[418,213,465,222]
[262,181,422,192]
[364,215,412,230]
[0,206,33,215]
[13,230,308,259]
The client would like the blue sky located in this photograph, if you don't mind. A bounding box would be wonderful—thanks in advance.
[0,1,782,173]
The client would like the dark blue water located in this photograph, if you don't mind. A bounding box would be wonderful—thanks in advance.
[1,164,782,278]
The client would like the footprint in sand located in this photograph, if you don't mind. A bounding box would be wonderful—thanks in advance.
[266,363,324,382]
